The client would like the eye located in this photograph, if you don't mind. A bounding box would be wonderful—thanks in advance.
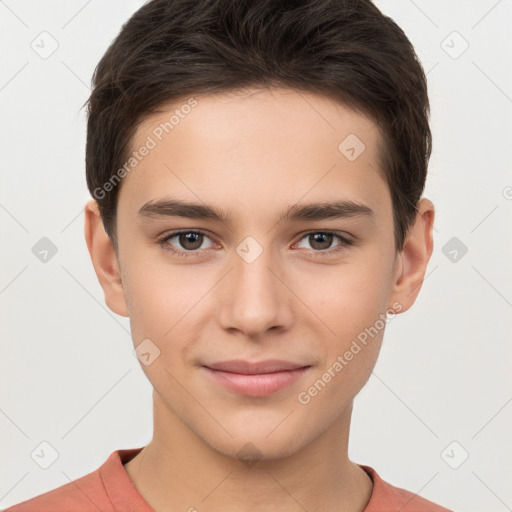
[295,231,353,252]
[158,229,354,258]
[159,230,215,256]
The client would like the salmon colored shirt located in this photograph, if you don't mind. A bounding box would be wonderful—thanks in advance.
[4,447,452,512]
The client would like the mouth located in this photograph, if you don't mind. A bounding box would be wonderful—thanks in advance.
[202,359,312,397]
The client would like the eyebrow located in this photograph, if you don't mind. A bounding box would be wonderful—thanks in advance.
[138,198,374,224]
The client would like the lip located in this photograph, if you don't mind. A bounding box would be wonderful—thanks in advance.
[202,359,311,397]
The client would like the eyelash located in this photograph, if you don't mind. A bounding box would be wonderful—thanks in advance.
[157,230,354,259]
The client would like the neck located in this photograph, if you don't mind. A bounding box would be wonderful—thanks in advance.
[124,392,373,512]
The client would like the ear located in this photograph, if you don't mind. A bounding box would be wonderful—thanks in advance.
[84,199,129,317]
[388,198,435,314]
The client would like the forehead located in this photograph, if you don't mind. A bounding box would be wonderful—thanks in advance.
[119,87,390,221]
[134,87,380,156]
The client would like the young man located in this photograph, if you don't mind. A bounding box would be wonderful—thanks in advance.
[6,0,452,511]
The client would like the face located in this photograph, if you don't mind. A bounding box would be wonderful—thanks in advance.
[112,88,404,459]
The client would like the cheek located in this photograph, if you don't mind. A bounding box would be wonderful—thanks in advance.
[121,269,215,427]
[122,255,213,350]
[310,256,393,334]
[301,252,394,394]
[296,266,389,411]
[122,267,202,394]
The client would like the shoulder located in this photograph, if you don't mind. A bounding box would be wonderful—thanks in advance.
[361,465,453,512]
[1,449,141,512]
[3,469,110,512]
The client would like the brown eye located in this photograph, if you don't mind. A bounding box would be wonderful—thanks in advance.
[295,231,352,253]
[178,232,203,250]
[160,230,215,255]
[308,232,334,250]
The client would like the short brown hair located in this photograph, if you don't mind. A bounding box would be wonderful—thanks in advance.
[85,0,432,252]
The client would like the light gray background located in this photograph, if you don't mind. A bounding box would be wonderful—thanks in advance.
[1,1,511,511]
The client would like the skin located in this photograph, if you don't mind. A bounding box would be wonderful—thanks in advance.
[84,87,434,512]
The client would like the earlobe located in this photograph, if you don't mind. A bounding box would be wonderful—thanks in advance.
[388,198,435,314]
[84,199,129,317]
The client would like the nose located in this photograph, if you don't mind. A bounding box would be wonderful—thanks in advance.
[215,242,294,339]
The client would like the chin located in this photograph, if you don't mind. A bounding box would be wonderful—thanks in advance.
[200,422,312,464]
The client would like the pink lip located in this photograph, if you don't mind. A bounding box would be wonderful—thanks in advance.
[202,359,311,397]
